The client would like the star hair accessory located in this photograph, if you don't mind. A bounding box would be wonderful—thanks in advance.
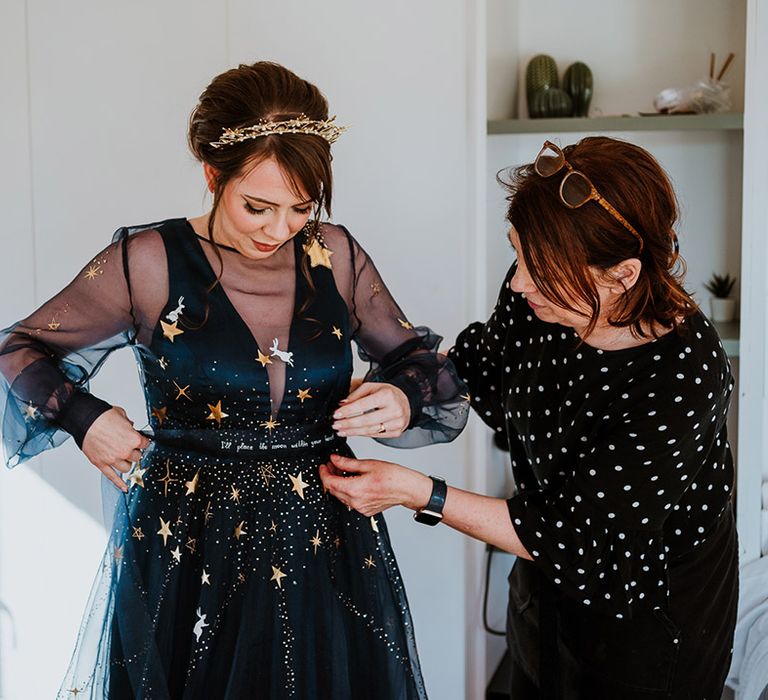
[210,115,347,149]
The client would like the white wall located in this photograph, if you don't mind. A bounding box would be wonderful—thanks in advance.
[0,2,477,698]
[487,0,747,121]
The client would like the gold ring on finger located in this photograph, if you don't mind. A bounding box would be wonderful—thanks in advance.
[377,422,386,434]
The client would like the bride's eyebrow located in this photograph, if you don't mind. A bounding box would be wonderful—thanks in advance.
[242,194,313,207]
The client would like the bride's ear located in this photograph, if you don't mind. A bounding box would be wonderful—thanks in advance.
[606,258,642,294]
[202,163,220,194]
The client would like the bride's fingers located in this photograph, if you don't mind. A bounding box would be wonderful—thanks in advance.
[341,382,377,404]
[333,407,400,432]
[340,417,405,438]
[333,395,381,421]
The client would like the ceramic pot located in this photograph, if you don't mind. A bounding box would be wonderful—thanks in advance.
[709,297,737,322]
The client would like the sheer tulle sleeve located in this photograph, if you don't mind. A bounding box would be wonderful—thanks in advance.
[0,227,167,466]
[326,225,468,448]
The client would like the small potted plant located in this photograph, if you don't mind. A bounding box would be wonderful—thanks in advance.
[704,272,737,322]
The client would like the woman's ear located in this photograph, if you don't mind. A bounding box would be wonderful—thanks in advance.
[202,162,220,193]
[607,258,642,294]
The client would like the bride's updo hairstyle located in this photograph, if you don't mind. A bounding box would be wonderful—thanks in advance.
[188,61,335,245]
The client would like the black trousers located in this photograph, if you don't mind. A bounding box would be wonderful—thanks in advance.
[506,508,739,699]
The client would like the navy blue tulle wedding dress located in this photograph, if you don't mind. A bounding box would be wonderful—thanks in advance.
[0,219,467,699]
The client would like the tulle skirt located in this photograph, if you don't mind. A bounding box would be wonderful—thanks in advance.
[58,437,427,699]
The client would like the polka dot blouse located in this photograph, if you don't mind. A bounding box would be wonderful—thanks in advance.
[448,265,735,619]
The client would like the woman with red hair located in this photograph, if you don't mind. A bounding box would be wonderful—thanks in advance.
[322,136,738,699]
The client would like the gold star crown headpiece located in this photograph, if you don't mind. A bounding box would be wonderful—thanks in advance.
[210,114,347,149]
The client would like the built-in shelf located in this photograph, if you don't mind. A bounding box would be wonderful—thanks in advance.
[488,112,743,135]
[713,319,740,358]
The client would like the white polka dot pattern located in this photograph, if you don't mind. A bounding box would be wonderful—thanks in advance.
[448,266,735,618]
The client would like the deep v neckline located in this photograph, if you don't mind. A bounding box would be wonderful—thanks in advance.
[182,219,302,416]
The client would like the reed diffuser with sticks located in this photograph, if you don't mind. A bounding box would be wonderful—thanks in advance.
[653,52,736,114]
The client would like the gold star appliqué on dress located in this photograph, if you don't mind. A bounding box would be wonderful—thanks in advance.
[261,417,280,432]
[331,326,343,340]
[364,555,377,569]
[233,521,247,540]
[207,400,228,425]
[160,320,185,342]
[151,406,167,426]
[158,459,178,497]
[260,464,276,487]
[271,565,287,588]
[397,318,414,330]
[310,530,322,554]
[173,381,192,401]
[157,517,173,546]
[84,264,102,280]
[132,526,145,540]
[256,351,272,367]
[230,485,241,503]
[128,464,147,489]
[289,472,309,500]
[23,401,38,421]
[185,469,201,495]
[297,388,313,403]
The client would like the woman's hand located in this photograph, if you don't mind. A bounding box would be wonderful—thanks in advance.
[81,406,151,493]
[332,382,411,438]
[318,454,432,517]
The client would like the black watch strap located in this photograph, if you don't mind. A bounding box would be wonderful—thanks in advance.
[413,476,447,526]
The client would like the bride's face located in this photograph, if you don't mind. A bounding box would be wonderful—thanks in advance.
[208,156,314,260]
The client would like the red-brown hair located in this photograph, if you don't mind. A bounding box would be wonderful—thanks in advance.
[501,136,695,337]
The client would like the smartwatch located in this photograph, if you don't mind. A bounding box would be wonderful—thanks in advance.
[413,476,447,526]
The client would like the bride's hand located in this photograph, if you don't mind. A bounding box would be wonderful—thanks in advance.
[81,406,151,492]
[332,382,410,438]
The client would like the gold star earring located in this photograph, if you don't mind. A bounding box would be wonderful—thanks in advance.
[302,220,333,270]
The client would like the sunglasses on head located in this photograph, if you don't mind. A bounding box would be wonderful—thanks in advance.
[534,140,644,254]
